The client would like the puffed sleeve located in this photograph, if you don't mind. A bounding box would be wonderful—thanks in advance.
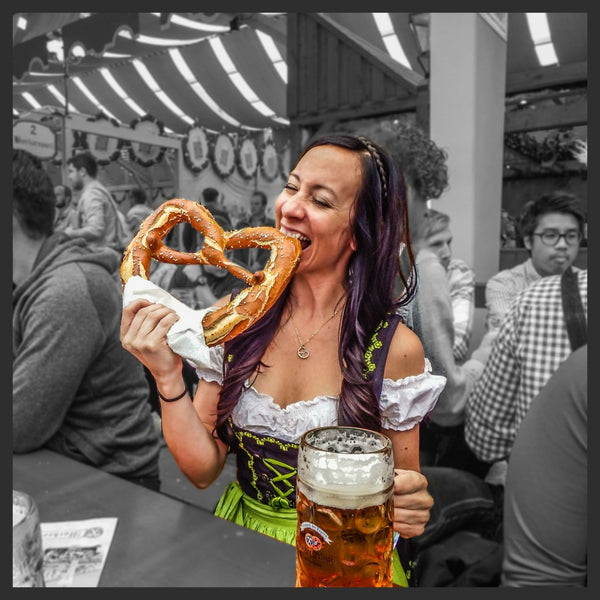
[193,345,225,385]
[380,358,446,431]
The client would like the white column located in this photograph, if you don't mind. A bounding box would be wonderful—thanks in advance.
[429,13,507,282]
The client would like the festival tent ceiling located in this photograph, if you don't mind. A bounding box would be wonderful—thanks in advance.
[13,12,588,137]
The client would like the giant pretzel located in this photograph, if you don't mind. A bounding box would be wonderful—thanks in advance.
[120,198,301,346]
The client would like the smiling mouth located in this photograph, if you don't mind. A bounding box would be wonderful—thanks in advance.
[280,227,311,250]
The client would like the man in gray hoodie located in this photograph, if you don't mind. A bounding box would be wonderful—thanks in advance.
[13,149,161,490]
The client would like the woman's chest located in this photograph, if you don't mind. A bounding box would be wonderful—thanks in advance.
[252,334,343,409]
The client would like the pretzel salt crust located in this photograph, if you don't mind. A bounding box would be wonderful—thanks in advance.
[120,198,301,346]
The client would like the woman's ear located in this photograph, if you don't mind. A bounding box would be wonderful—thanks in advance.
[523,235,532,251]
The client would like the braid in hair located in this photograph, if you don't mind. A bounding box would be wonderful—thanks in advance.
[358,136,388,202]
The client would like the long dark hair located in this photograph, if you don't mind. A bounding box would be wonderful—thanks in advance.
[215,134,416,444]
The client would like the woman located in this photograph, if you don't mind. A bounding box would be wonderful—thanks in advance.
[121,134,446,586]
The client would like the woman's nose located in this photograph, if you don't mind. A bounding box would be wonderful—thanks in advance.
[279,194,304,219]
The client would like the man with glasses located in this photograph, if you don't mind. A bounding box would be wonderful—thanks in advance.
[465,189,587,484]
[484,191,586,334]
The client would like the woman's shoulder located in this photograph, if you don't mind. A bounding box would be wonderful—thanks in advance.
[384,320,426,380]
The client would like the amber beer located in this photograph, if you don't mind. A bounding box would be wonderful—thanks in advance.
[295,427,395,587]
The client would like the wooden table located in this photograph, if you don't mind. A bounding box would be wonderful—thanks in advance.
[13,449,296,587]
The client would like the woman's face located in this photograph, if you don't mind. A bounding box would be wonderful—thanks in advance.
[275,144,362,273]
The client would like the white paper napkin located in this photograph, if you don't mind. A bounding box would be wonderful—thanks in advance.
[122,276,215,370]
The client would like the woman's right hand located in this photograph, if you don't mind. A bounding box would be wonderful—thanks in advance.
[121,298,183,382]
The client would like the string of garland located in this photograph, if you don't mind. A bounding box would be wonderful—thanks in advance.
[504,129,577,164]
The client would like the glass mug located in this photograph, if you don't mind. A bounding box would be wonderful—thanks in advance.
[13,490,45,587]
[295,426,395,587]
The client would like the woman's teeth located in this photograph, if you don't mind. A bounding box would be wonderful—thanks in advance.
[281,228,310,249]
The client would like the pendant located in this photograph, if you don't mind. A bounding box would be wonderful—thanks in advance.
[297,345,310,359]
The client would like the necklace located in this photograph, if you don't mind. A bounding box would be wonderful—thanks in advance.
[290,305,342,359]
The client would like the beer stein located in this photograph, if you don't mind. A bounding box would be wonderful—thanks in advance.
[13,490,45,587]
[295,426,395,587]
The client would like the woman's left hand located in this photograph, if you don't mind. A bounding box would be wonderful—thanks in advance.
[392,469,434,539]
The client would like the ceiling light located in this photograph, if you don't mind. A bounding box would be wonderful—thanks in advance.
[73,77,118,120]
[21,92,42,109]
[118,30,204,46]
[526,13,558,66]
[154,13,229,32]
[526,13,551,44]
[17,16,27,30]
[534,42,559,66]
[100,68,145,116]
[47,84,76,113]
[256,30,287,83]
[209,36,289,125]
[132,59,194,125]
[169,48,243,129]
[373,13,411,68]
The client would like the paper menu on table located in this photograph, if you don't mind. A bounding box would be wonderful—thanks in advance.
[40,517,117,587]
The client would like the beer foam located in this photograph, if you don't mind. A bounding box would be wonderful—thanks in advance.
[297,427,394,501]
[297,479,392,509]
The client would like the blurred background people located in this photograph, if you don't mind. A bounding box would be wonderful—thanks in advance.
[63,151,129,255]
[12,149,161,491]
[53,183,77,232]
[359,120,494,473]
[125,186,153,235]
[418,208,476,363]
[502,345,587,587]
[181,187,247,267]
[465,267,587,485]
[236,189,276,271]
[484,191,586,333]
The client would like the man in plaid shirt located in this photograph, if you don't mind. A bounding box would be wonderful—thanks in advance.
[465,268,587,481]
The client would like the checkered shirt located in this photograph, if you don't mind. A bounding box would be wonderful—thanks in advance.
[465,269,587,462]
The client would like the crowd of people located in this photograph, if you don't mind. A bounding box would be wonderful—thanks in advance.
[12,125,587,587]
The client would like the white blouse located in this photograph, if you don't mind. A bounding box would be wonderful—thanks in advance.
[194,346,446,444]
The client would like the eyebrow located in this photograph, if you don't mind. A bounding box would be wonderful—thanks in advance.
[288,172,338,198]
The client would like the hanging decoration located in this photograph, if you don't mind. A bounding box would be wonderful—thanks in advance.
[236,135,259,180]
[128,114,166,167]
[279,142,292,181]
[210,131,236,178]
[84,112,124,165]
[504,129,577,167]
[182,124,210,173]
[259,139,279,182]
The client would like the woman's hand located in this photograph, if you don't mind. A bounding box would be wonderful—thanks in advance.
[121,298,183,383]
[392,469,434,539]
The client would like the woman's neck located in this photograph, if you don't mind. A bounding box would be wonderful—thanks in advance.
[288,275,347,319]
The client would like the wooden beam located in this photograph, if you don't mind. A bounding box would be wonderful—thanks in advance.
[504,95,587,133]
[290,95,421,127]
[506,61,587,95]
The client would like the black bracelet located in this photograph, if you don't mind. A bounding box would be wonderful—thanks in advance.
[157,388,188,402]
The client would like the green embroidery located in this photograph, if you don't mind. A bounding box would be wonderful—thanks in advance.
[363,319,389,380]
[226,354,233,363]
[231,421,298,505]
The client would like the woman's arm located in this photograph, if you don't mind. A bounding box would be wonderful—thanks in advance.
[120,298,228,488]
[382,325,434,538]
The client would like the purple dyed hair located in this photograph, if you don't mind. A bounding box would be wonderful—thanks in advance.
[215,134,416,444]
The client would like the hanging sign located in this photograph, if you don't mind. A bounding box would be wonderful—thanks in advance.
[84,113,123,165]
[236,136,259,179]
[211,132,236,178]
[259,140,279,182]
[13,120,56,160]
[279,143,292,181]
[128,115,166,167]
[182,125,210,173]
